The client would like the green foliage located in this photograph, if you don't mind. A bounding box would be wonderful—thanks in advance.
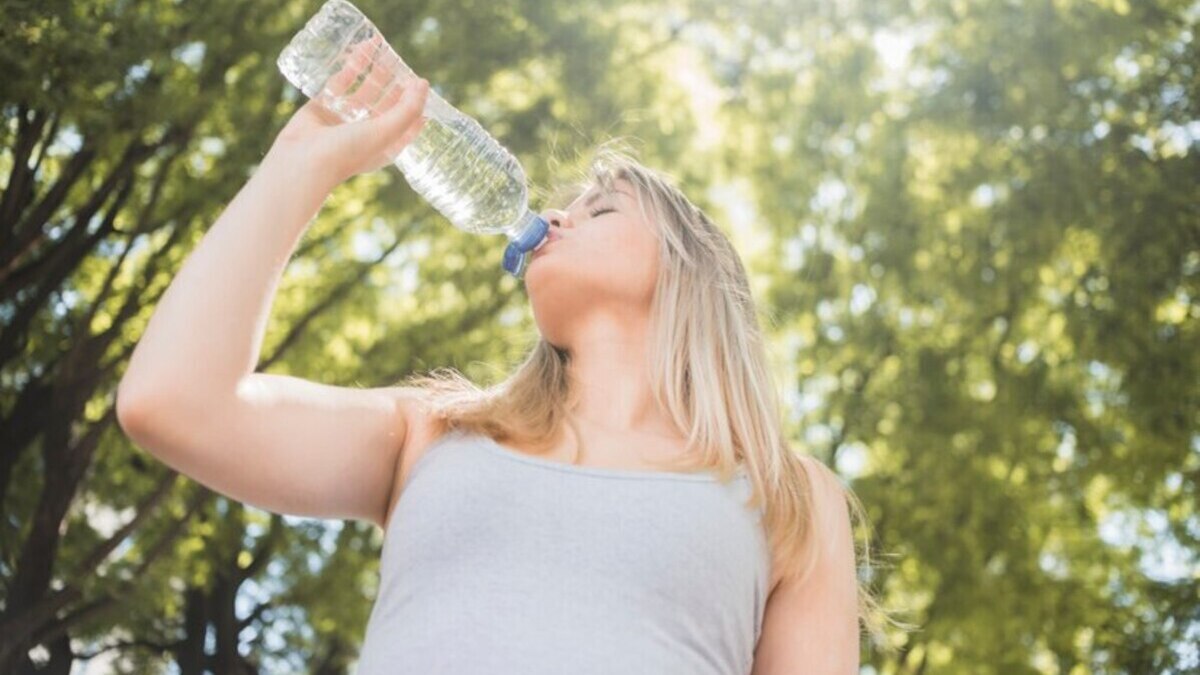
[1,0,1195,673]
[722,0,1198,671]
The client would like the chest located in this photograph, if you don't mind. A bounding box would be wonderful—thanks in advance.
[385,446,770,612]
[365,440,772,674]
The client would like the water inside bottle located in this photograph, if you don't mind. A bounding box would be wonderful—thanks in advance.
[278,0,549,273]
[394,114,529,236]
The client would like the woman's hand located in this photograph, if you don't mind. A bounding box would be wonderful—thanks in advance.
[268,35,431,190]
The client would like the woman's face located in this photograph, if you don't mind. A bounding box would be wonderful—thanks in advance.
[524,178,660,349]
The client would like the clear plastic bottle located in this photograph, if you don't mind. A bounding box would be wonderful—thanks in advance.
[276,0,549,278]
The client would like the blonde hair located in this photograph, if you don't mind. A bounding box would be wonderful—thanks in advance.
[398,139,910,653]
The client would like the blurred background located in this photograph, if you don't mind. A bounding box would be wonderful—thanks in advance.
[1,0,1197,672]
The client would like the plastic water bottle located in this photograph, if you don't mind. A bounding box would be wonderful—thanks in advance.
[276,0,549,278]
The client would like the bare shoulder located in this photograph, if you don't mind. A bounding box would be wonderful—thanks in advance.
[797,454,845,499]
[753,455,860,674]
[767,455,851,595]
[378,386,451,531]
[796,454,852,546]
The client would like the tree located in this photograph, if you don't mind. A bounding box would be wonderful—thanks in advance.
[718,0,1198,670]
[0,0,687,671]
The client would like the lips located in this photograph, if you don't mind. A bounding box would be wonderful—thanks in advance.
[533,231,562,258]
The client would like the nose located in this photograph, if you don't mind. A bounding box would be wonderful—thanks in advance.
[542,208,570,230]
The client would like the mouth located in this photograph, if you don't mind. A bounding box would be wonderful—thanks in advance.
[533,233,561,258]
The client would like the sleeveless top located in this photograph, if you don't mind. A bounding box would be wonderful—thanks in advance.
[355,428,771,675]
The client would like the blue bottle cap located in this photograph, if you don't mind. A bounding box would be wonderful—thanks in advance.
[502,243,529,277]
[502,215,550,277]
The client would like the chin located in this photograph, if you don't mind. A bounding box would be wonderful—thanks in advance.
[531,313,570,350]
[528,278,578,348]
[523,252,574,288]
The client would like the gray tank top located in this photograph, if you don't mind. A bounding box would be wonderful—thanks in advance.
[355,428,770,675]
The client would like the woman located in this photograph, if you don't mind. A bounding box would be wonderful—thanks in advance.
[118,70,887,673]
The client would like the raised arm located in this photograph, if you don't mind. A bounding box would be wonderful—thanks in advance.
[117,71,431,526]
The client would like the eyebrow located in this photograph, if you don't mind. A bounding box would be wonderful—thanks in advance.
[582,188,630,208]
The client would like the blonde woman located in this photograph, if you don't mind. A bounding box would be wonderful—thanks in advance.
[118,72,889,673]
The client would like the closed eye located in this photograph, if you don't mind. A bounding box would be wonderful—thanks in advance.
[589,207,616,218]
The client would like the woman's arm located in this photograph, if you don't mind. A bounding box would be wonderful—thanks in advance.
[751,456,861,674]
[116,73,431,525]
[117,146,336,406]
[119,67,430,404]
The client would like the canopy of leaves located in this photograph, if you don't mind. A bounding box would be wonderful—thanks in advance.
[1,0,1195,673]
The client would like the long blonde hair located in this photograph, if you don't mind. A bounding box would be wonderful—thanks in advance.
[399,140,907,653]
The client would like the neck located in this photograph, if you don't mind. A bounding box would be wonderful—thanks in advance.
[563,312,679,438]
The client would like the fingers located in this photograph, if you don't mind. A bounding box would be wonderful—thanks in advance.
[348,35,393,113]
[363,39,411,115]
[397,78,430,120]
[371,70,408,117]
[388,78,432,139]
[392,109,428,148]
[324,48,361,99]
[321,75,428,180]
[377,78,430,157]
[324,34,391,119]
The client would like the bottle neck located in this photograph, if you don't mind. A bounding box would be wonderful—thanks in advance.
[507,209,545,245]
